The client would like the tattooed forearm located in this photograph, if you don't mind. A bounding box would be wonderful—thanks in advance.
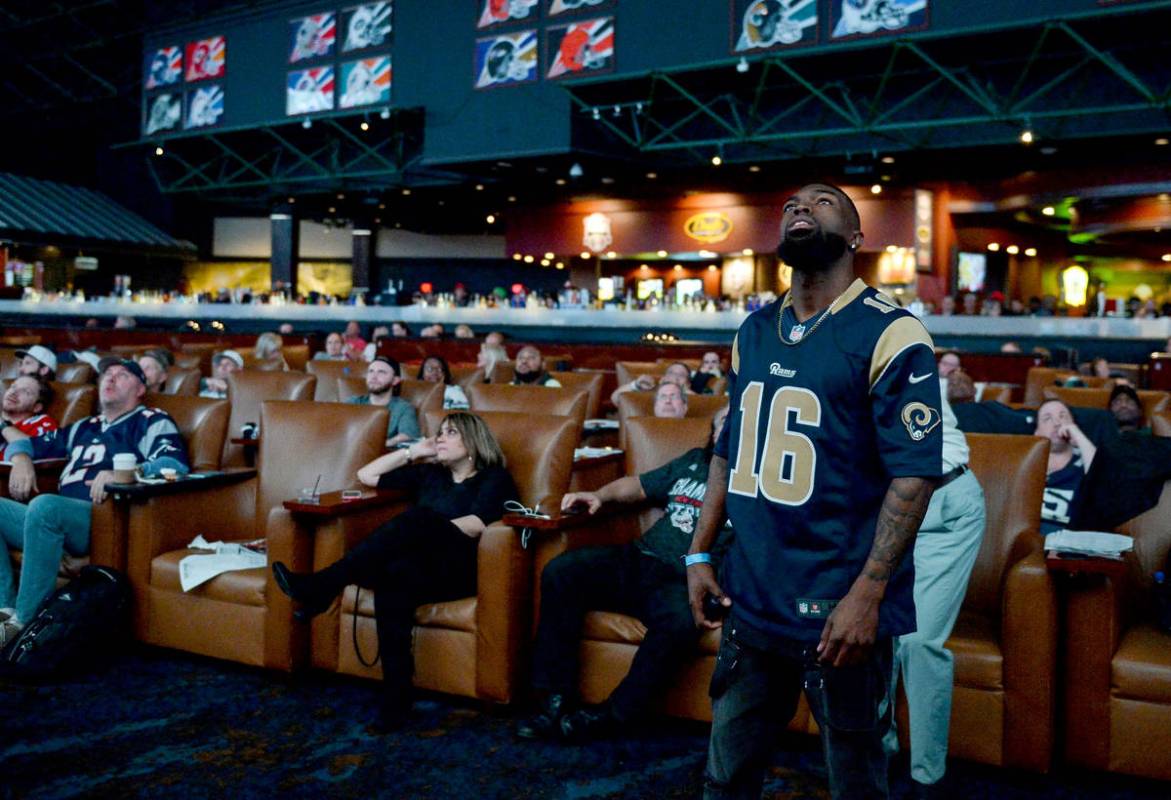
[861,477,935,585]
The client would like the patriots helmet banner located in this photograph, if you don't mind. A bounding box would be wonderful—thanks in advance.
[548,0,609,16]
[185,85,223,129]
[289,13,337,63]
[477,0,537,29]
[734,0,817,52]
[340,56,391,108]
[145,94,182,135]
[475,31,538,88]
[185,36,225,81]
[287,67,336,115]
[547,17,614,79]
[145,46,182,89]
[832,0,927,38]
[343,2,393,51]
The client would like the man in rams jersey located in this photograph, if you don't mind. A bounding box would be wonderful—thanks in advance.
[0,358,189,647]
[686,183,943,799]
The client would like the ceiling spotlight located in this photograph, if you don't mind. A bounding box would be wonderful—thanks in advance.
[1162,254,1171,262]
[555,178,567,186]
[580,251,591,259]
[711,154,723,166]
[601,177,615,184]
[523,255,534,263]
[1041,206,1056,216]
[591,107,600,121]
[373,217,380,224]
[634,102,643,114]
[378,203,386,210]
[380,108,391,120]
[154,146,164,156]
[606,251,617,259]
[1006,245,1020,255]
[870,184,883,194]
[987,242,1000,252]
[544,252,555,259]
[360,121,370,131]
[287,197,295,204]
[474,183,484,191]
[486,214,496,224]
[612,105,621,117]
[881,155,895,164]
[568,163,584,178]
[302,119,312,129]
[708,265,717,272]
[555,262,565,270]
[736,57,749,74]
[513,253,522,261]
[401,188,411,196]
[673,264,683,271]
[748,165,761,173]
[328,206,336,213]
[1025,248,1038,257]
[541,259,550,266]
[1157,137,1169,146]
[507,195,517,202]
[1020,128,1034,144]
[656,250,668,257]
[646,172,658,179]
[742,248,754,256]
[337,192,345,199]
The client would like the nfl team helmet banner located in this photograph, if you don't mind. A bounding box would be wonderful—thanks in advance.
[582,212,613,253]
[185,85,224,129]
[547,0,612,17]
[289,12,337,63]
[546,17,614,80]
[342,3,393,52]
[831,0,928,39]
[475,31,538,89]
[144,93,182,135]
[478,0,538,29]
[145,46,182,89]
[185,36,225,81]
[339,56,391,108]
[732,0,818,53]
[287,67,336,115]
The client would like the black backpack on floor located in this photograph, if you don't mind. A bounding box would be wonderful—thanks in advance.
[1,565,131,680]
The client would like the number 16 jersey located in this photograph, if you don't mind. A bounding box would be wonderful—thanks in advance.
[714,279,944,643]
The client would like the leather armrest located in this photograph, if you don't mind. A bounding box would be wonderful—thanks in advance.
[283,488,408,517]
[1001,547,1058,772]
[473,520,532,703]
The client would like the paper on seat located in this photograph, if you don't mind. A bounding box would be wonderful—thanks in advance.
[178,534,267,592]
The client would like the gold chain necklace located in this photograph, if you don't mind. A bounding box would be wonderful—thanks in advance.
[776,288,848,346]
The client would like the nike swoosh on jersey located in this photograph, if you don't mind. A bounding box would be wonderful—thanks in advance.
[908,373,933,384]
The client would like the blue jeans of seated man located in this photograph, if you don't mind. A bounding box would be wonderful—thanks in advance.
[0,495,93,623]
[883,469,985,786]
[703,623,893,800]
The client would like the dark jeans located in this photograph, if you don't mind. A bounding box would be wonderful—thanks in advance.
[325,506,478,701]
[531,542,699,721]
[703,621,893,800]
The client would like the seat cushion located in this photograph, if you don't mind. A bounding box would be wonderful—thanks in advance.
[947,610,1003,690]
[343,584,476,632]
[582,611,721,655]
[150,549,267,607]
[1113,623,1171,704]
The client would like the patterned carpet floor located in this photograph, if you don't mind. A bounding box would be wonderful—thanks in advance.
[2,646,1168,799]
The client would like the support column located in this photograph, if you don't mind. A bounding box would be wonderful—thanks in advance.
[351,216,374,297]
[270,204,299,294]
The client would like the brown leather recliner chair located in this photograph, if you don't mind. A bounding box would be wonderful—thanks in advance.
[1022,367,1077,407]
[56,362,95,384]
[547,371,605,420]
[941,433,1055,772]
[0,379,96,428]
[1062,481,1171,780]
[223,371,316,467]
[615,391,728,422]
[126,401,388,670]
[1043,386,1170,419]
[310,410,578,704]
[164,367,202,396]
[466,384,589,430]
[282,345,310,372]
[306,360,362,402]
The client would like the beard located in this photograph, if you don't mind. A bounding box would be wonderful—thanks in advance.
[513,368,544,384]
[776,229,849,272]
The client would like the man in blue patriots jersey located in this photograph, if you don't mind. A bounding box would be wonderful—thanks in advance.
[0,358,189,646]
[686,183,943,800]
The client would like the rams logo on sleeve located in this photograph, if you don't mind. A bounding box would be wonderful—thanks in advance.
[901,402,941,441]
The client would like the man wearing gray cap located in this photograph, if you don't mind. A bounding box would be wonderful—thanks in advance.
[16,345,57,381]
[199,349,244,399]
[0,358,190,647]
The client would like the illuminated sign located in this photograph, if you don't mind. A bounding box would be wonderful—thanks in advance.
[684,211,733,244]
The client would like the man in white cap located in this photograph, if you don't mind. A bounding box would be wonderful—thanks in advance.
[0,358,189,646]
[199,349,244,399]
[16,345,57,381]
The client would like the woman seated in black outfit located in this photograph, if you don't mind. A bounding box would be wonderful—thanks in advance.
[272,411,519,724]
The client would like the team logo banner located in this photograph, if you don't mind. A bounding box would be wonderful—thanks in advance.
[831,0,928,39]
[287,67,335,115]
[145,46,182,89]
[185,36,225,81]
[546,17,614,79]
[732,0,817,52]
[289,13,336,63]
[144,93,182,135]
[475,31,538,88]
[185,85,223,129]
[339,56,391,108]
[342,3,392,52]
[477,0,538,29]
[547,0,611,16]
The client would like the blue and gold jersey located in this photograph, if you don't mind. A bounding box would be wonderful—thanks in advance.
[714,279,943,643]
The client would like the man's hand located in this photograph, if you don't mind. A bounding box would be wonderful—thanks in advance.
[87,470,118,504]
[7,454,36,502]
[634,374,656,391]
[687,563,731,630]
[560,491,601,515]
[817,579,882,667]
[205,377,227,393]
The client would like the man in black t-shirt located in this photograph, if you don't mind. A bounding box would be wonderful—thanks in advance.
[516,407,732,742]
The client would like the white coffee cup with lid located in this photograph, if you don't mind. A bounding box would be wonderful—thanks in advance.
[112,453,138,484]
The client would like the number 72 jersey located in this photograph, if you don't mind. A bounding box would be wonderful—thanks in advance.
[713,279,944,643]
